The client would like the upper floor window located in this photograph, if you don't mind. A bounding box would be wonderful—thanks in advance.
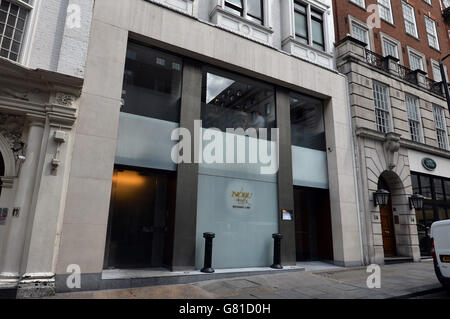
[409,51,424,71]
[378,0,393,24]
[352,21,370,49]
[225,0,264,25]
[0,0,32,62]
[294,1,325,51]
[433,105,449,150]
[424,16,439,50]
[350,0,365,8]
[382,38,398,58]
[405,94,422,143]
[373,82,392,133]
[402,2,418,38]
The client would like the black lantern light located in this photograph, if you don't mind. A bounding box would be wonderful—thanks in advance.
[409,193,424,210]
[373,189,390,207]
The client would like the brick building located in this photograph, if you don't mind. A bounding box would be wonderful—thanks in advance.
[334,0,450,264]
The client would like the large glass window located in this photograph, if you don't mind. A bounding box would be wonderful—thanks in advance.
[122,42,183,122]
[412,172,450,256]
[433,105,449,150]
[311,9,324,51]
[402,2,417,38]
[201,68,275,140]
[378,0,393,23]
[116,42,183,171]
[290,93,325,151]
[0,0,31,61]
[424,16,439,50]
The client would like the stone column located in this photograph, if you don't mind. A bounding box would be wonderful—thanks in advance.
[0,117,44,280]
[171,61,202,271]
[275,88,296,266]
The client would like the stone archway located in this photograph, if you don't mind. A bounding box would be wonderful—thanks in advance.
[378,170,412,259]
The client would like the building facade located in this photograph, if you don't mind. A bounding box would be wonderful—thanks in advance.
[334,0,450,264]
[40,0,366,294]
[0,0,93,297]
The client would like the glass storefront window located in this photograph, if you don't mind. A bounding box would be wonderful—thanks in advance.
[419,175,432,199]
[122,42,182,122]
[411,174,420,194]
[438,207,448,220]
[433,178,445,201]
[290,93,325,151]
[445,180,450,202]
[201,68,276,140]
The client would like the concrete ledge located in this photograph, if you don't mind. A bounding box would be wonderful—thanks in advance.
[55,266,306,293]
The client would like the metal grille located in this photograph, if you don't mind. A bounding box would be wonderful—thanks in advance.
[373,82,391,133]
[0,0,29,61]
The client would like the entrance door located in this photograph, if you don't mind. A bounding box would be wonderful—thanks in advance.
[380,197,397,257]
[104,166,176,269]
[293,186,333,261]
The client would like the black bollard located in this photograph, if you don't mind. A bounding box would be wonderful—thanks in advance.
[270,233,283,269]
[201,232,215,273]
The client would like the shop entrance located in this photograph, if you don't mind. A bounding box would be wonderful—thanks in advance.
[293,186,333,261]
[104,166,176,269]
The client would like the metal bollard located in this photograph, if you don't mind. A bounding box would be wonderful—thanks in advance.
[201,232,215,273]
[270,233,283,269]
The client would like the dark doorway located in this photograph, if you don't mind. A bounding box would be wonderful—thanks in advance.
[293,186,333,261]
[104,166,176,269]
[378,176,397,257]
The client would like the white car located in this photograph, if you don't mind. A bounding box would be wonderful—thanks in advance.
[431,220,450,290]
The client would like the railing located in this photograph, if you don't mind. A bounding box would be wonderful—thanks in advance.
[397,64,418,86]
[424,77,444,97]
[364,48,445,97]
[365,49,388,72]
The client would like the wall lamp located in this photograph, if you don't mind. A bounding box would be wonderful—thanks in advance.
[373,189,390,207]
[409,193,424,210]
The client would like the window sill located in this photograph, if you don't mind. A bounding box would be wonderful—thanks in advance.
[282,37,334,70]
[145,0,194,16]
[210,6,273,45]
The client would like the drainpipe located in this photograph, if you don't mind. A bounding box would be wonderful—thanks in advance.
[342,73,367,266]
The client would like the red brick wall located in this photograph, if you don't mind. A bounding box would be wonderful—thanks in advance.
[332,0,450,80]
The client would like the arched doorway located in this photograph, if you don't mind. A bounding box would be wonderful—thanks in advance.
[378,175,397,257]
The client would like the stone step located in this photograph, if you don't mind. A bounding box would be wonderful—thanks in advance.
[384,257,414,265]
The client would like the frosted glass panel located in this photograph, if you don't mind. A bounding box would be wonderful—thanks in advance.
[196,174,278,269]
[115,112,178,171]
[198,128,278,182]
[292,145,328,189]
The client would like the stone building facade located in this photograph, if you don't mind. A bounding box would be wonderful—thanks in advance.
[46,0,364,295]
[0,0,93,297]
[335,0,450,264]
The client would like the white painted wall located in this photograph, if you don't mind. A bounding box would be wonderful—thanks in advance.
[408,149,450,179]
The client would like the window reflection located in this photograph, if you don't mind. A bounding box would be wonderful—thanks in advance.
[122,42,182,123]
[201,69,275,140]
[290,93,325,151]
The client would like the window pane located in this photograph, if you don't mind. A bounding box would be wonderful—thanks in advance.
[294,11,308,41]
[122,42,183,122]
[433,178,445,201]
[311,18,324,50]
[290,93,325,151]
[445,180,450,202]
[420,175,432,199]
[437,207,448,221]
[201,68,276,140]
[411,174,420,194]
[247,0,262,20]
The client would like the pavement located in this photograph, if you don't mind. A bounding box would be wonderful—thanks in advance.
[48,260,446,299]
